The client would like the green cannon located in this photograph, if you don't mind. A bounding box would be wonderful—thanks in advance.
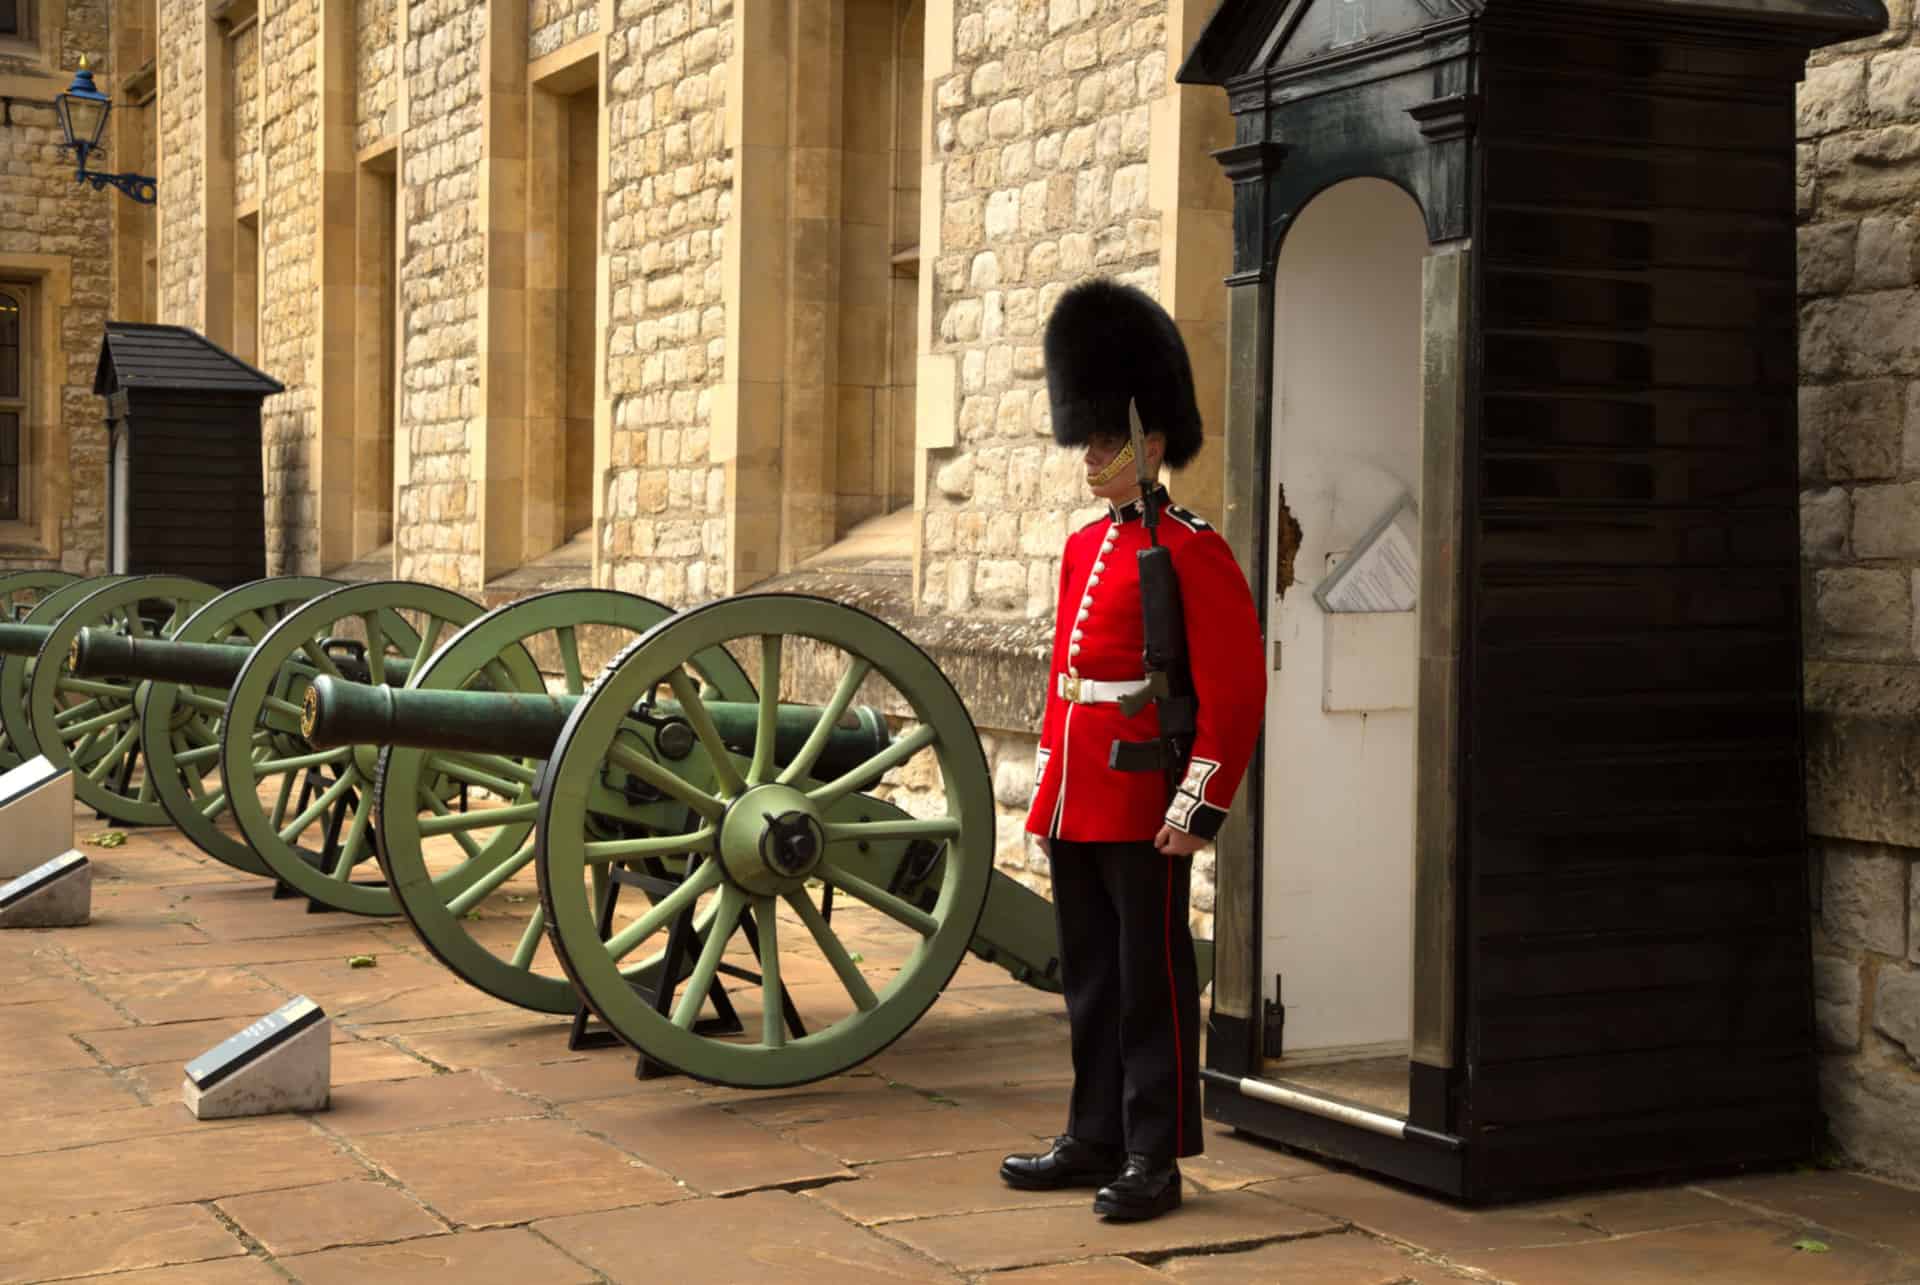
[300,674,892,769]
[71,628,421,690]
[213,586,1078,1087]
[0,574,234,823]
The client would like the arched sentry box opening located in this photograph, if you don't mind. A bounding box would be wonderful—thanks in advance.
[1179,0,1888,1202]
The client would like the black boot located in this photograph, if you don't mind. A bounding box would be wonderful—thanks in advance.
[1093,1153,1182,1221]
[999,1136,1125,1190]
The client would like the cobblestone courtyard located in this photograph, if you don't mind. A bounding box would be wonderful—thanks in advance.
[3,815,1920,1284]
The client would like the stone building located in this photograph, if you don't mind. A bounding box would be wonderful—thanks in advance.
[0,1,1237,916]
[1795,1,1920,1184]
[2,0,1918,1185]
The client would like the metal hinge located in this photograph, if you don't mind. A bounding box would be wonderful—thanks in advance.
[1271,640,1282,671]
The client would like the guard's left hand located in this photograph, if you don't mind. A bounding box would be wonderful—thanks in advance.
[1154,825,1207,857]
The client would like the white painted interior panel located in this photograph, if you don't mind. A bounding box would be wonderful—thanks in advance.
[1262,178,1428,1053]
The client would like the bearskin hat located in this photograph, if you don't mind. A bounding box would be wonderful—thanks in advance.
[1042,278,1204,469]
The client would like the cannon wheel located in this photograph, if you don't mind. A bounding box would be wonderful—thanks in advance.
[0,574,124,768]
[144,576,344,876]
[0,570,82,768]
[222,580,485,915]
[538,593,994,1088]
[28,575,221,825]
[375,588,757,1012]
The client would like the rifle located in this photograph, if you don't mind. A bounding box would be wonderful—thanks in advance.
[1109,400,1197,805]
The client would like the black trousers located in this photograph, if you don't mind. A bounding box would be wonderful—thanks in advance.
[1049,838,1203,1161]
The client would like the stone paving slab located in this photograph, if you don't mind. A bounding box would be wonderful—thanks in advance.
[806,1150,1092,1225]
[353,1116,688,1227]
[1465,1216,1920,1284]
[990,1260,1171,1283]
[563,1094,858,1196]
[0,1118,362,1222]
[315,1068,539,1137]
[8,814,1920,1283]
[217,1178,449,1257]
[1253,1170,1682,1257]
[536,1190,965,1283]
[76,1260,285,1285]
[0,1101,246,1158]
[1696,1169,1920,1258]
[281,1227,598,1284]
[1155,1230,1462,1283]
[879,1189,1342,1273]
[786,1101,1042,1164]
[0,1204,245,1285]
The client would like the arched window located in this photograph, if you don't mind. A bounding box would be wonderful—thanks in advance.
[0,289,23,521]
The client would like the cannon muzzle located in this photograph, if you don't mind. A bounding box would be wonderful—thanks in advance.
[71,627,419,688]
[0,622,52,657]
[302,674,892,775]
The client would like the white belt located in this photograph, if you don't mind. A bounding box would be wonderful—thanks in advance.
[1057,675,1150,705]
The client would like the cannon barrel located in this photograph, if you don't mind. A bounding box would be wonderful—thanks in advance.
[71,627,416,688]
[302,674,892,775]
[0,622,52,657]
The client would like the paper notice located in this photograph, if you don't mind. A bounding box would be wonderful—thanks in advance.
[1315,497,1419,613]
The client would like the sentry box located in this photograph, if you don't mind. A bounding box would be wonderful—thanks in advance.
[94,323,282,589]
[1178,0,1886,1201]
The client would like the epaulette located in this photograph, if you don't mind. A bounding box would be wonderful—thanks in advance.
[1163,503,1212,533]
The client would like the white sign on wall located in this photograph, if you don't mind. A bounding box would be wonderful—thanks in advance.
[1314,493,1419,614]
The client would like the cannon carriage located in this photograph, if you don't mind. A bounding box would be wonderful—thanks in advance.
[43,571,1129,1088]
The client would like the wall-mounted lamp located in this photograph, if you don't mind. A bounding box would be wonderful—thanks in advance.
[0,57,158,205]
[54,58,156,205]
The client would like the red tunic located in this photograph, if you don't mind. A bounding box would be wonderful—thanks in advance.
[1026,488,1267,843]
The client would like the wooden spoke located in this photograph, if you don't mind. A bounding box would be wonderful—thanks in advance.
[757,897,785,1049]
[603,858,723,961]
[558,625,585,696]
[807,723,937,807]
[785,886,880,1012]
[666,669,746,798]
[775,658,872,786]
[748,635,781,786]
[672,885,744,1030]
[818,861,940,938]
[607,740,726,820]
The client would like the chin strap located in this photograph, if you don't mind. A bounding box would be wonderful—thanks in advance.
[1088,438,1136,487]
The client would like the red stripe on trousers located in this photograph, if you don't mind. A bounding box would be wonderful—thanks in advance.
[1162,857,1183,1150]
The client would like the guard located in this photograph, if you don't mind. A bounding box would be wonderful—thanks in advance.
[1000,278,1265,1221]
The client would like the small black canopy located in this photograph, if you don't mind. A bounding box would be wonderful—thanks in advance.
[93,323,284,398]
[1178,0,1887,86]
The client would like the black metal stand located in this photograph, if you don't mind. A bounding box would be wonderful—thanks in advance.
[567,856,808,1080]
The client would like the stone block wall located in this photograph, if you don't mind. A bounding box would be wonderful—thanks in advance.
[394,0,485,588]
[156,0,204,325]
[0,1,113,574]
[919,0,1171,622]
[1797,3,1920,1185]
[234,21,260,212]
[357,0,401,151]
[599,0,731,605]
[531,0,598,59]
[260,1,322,573]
